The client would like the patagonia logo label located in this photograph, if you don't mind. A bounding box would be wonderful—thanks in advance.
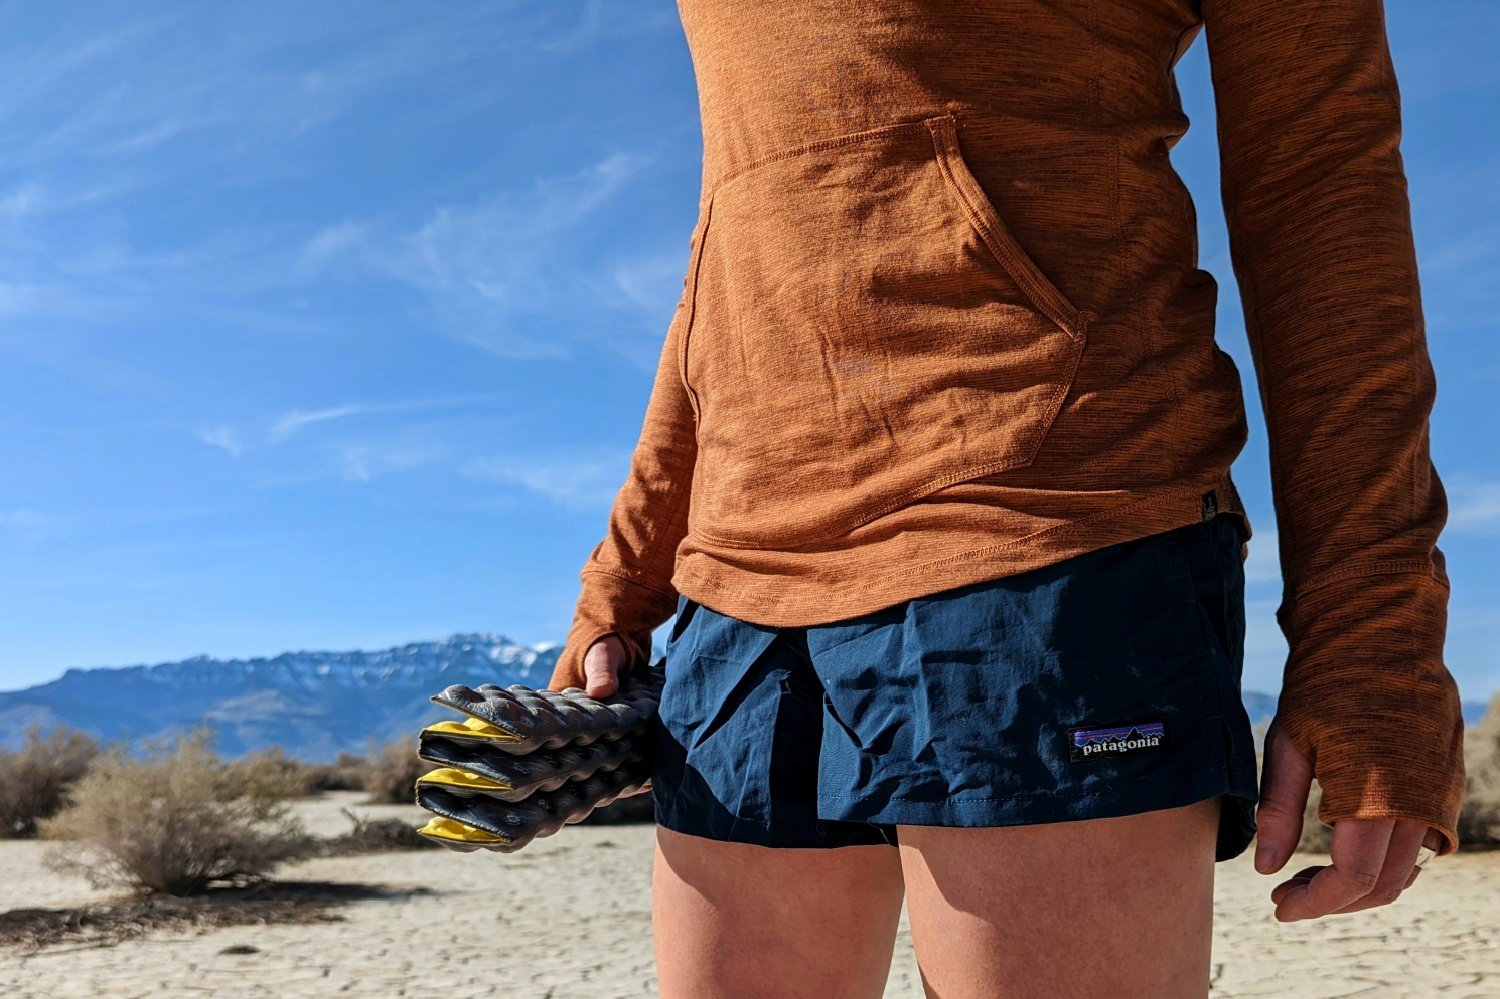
[1201,490,1218,521]
[1068,720,1168,763]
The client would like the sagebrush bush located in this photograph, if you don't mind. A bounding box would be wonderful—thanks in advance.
[307,751,369,792]
[1459,691,1500,849]
[362,734,427,805]
[39,728,314,896]
[0,726,101,837]
[223,746,321,800]
[317,807,439,855]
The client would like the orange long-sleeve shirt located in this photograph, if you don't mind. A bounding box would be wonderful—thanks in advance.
[547,0,1467,855]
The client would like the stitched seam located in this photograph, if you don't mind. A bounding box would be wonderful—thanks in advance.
[708,119,930,196]
[582,565,677,599]
[679,478,1234,606]
[1219,153,1294,581]
[677,197,713,421]
[1292,560,1450,600]
[927,116,1084,341]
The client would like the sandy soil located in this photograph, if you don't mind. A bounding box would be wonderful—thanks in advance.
[0,791,1493,998]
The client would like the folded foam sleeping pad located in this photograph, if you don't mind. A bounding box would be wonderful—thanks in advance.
[428,667,665,754]
[413,659,664,852]
[418,730,649,802]
[416,763,651,852]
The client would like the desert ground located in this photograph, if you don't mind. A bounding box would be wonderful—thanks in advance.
[0,791,1494,998]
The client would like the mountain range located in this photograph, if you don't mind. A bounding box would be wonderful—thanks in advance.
[0,633,1490,761]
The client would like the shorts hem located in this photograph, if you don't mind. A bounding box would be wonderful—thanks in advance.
[818,766,1260,862]
[652,788,897,850]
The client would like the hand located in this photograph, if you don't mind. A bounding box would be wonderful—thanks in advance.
[580,633,654,799]
[1253,713,1444,921]
[581,633,629,699]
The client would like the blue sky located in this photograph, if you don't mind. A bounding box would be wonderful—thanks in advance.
[0,1,1495,703]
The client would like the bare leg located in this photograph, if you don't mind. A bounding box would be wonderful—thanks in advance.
[898,795,1223,998]
[652,825,907,998]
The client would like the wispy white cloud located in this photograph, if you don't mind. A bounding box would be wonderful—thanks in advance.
[268,404,387,444]
[299,148,657,358]
[195,425,244,458]
[333,439,449,484]
[298,220,369,275]
[608,249,689,313]
[192,395,508,486]
[460,449,628,512]
[1449,482,1500,534]
[0,4,686,379]
[0,282,51,316]
[265,395,497,445]
[103,118,191,155]
[0,8,502,173]
[0,180,136,220]
[0,184,43,218]
[533,0,683,54]
[402,151,650,299]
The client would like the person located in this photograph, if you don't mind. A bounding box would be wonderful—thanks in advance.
[547,0,1466,994]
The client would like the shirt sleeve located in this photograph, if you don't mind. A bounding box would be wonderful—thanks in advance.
[545,230,701,692]
[1200,0,1466,854]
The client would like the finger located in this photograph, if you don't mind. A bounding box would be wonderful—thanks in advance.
[1254,715,1313,874]
[1330,818,1427,915]
[1268,864,1322,906]
[1274,817,1394,922]
[583,635,623,698]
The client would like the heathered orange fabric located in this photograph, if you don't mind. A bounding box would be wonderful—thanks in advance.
[547,0,1466,855]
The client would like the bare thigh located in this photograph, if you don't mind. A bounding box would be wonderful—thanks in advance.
[652,825,906,999]
[898,795,1223,999]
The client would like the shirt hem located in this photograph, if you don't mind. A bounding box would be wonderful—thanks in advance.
[672,472,1249,628]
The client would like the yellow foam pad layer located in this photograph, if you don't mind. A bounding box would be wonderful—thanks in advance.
[416,767,513,793]
[418,816,508,845]
[421,717,519,743]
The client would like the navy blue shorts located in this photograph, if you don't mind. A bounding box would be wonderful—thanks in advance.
[650,513,1261,862]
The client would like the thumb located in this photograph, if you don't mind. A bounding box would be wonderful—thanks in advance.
[1254,713,1313,875]
[583,633,627,699]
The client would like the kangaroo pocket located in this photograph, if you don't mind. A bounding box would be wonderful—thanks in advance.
[680,112,1093,551]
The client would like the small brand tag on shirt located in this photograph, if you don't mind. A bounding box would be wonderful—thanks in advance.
[1201,489,1218,521]
[1068,720,1168,763]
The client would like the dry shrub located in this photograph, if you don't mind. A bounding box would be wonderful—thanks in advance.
[223,746,320,800]
[224,748,369,797]
[1459,691,1500,849]
[316,808,439,855]
[306,752,369,792]
[0,726,101,837]
[38,728,314,896]
[362,735,427,805]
